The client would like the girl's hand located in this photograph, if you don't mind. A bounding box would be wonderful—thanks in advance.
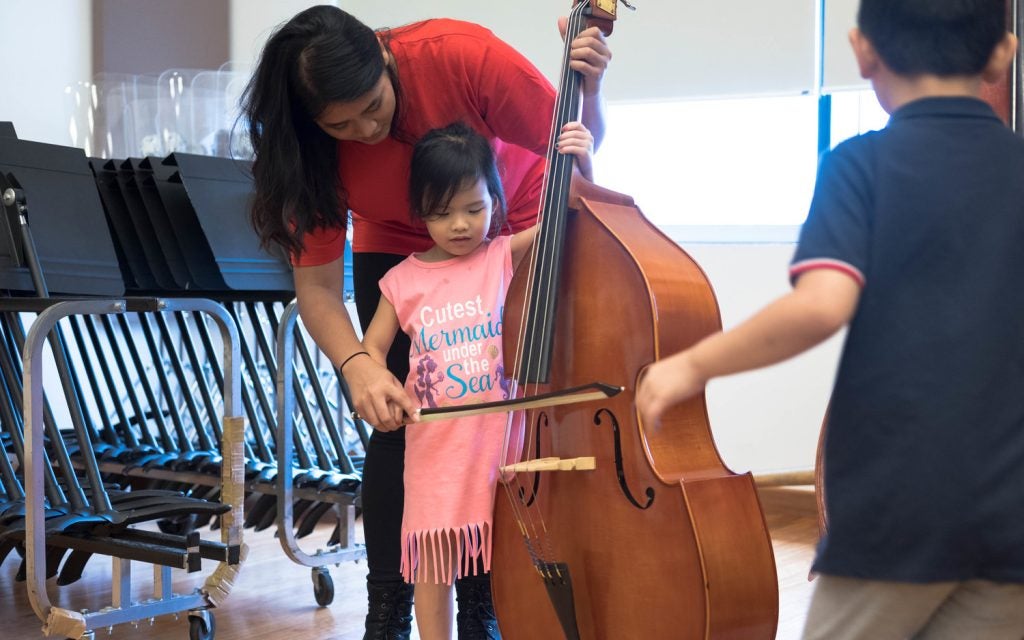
[557,121,595,181]
[635,351,707,429]
[345,355,417,431]
[558,19,612,98]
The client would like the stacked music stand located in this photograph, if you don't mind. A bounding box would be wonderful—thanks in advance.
[0,123,368,638]
[0,134,244,640]
[132,151,368,606]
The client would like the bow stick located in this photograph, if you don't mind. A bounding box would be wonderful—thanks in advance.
[415,381,622,422]
[352,382,622,425]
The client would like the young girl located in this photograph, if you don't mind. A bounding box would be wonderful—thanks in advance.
[360,120,593,640]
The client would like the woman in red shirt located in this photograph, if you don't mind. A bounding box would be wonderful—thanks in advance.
[242,5,610,638]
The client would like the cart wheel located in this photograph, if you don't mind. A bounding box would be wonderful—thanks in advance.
[188,610,215,640]
[312,567,335,606]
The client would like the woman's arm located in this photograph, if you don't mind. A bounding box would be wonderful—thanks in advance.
[361,297,400,365]
[293,258,417,430]
[358,296,412,429]
[559,18,610,149]
[293,258,360,366]
[465,20,609,157]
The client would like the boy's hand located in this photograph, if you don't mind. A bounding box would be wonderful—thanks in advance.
[635,351,707,428]
[557,121,595,181]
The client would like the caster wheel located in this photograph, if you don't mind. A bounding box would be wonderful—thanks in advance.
[188,610,215,640]
[312,567,335,606]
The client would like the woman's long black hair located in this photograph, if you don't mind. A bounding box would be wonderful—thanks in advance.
[240,5,402,255]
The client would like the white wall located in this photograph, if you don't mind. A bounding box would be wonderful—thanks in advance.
[683,241,842,475]
[229,0,336,71]
[824,0,868,91]
[229,0,816,102]
[0,0,92,145]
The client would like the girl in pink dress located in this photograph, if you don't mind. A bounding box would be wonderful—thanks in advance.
[361,121,592,640]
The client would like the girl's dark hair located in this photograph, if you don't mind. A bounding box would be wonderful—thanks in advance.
[858,0,1006,76]
[409,122,507,235]
[240,5,403,255]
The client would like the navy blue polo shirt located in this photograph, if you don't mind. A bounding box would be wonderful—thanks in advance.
[792,97,1024,583]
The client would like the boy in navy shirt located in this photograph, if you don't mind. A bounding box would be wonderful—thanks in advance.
[636,0,1024,638]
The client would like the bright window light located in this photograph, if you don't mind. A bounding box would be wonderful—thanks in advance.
[592,94,819,228]
[828,89,890,146]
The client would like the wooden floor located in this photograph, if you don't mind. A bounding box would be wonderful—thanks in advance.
[0,486,819,639]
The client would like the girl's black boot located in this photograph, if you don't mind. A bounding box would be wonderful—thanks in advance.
[455,573,501,639]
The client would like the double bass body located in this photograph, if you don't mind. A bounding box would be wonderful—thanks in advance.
[492,179,780,639]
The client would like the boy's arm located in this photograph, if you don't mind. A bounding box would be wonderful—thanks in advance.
[636,268,861,426]
[358,296,417,429]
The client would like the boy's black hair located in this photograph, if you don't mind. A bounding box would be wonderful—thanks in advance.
[858,0,1006,76]
[409,122,507,234]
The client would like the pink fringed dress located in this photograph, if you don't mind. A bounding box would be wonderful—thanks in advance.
[378,236,519,584]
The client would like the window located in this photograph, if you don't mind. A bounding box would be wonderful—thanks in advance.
[589,88,889,238]
[593,94,820,232]
[828,89,890,147]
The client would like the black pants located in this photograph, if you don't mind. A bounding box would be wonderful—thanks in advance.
[353,252,412,583]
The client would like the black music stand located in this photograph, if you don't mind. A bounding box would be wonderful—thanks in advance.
[142,155,227,291]
[161,152,293,295]
[121,157,192,290]
[89,158,156,291]
[0,139,123,296]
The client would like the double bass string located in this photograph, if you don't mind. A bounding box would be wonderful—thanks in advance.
[500,2,581,572]
[502,0,582,519]
[500,1,590,579]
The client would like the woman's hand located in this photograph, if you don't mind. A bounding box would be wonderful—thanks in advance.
[557,121,595,181]
[558,18,612,98]
[344,354,418,431]
[557,16,610,149]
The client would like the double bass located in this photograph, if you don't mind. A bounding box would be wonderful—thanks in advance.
[491,2,779,637]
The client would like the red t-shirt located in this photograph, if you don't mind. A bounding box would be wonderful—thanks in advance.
[294,19,556,266]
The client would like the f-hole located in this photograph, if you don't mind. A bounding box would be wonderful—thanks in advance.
[595,408,654,510]
[517,411,548,507]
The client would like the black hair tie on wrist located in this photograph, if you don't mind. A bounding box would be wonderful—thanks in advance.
[340,350,369,372]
